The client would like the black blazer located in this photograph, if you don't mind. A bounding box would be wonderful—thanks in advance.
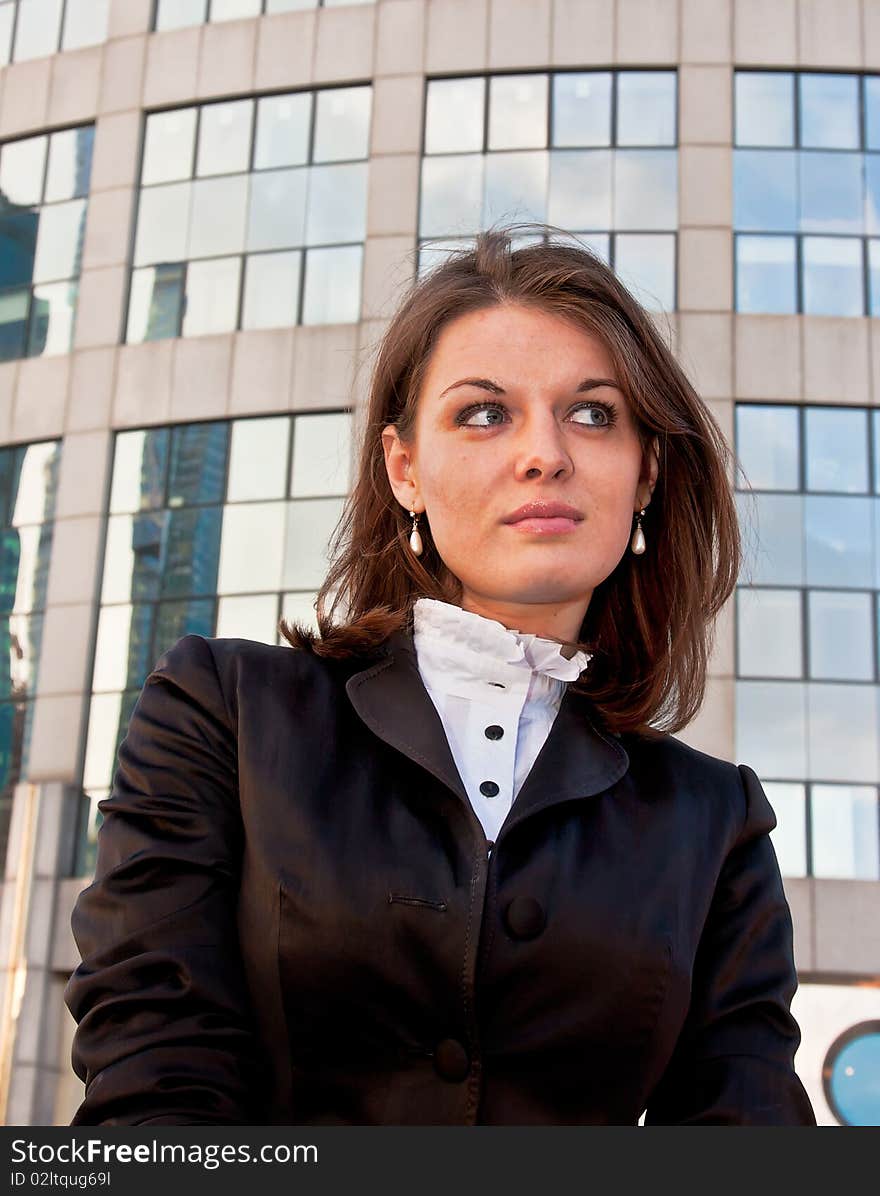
[64,629,817,1126]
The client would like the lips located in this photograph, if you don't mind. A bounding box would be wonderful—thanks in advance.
[503,502,584,524]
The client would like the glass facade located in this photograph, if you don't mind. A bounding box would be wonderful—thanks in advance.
[0,0,109,65]
[0,439,60,870]
[0,124,94,361]
[734,402,880,881]
[734,69,880,316]
[74,410,352,876]
[419,70,678,312]
[153,0,374,33]
[127,87,370,341]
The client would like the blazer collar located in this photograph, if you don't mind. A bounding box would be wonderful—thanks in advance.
[345,623,630,836]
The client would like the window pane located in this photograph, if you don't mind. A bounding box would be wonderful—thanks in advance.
[808,591,873,680]
[305,162,367,246]
[61,0,109,50]
[92,604,155,692]
[282,496,345,588]
[735,72,795,147]
[155,0,207,30]
[168,422,227,506]
[279,591,319,639]
[799,73,860,149]
[870,239,880,316]
[802,235,864,317]
[211,0,261,19]
[419,154,484,237]
[616,71,676,146]
[301,245,362,324]
[805,407,869,493]
[109,428,169,514]
[799,151,863,234]
[867,77,880,150]
[737,587,803,677]
[246,168,308,251]
[736,491,804,585]
[188,175,249,258]
[613,150,677,230]
[142,109,197,186]
[764,782,807,877]
[31,199,86,283]
[13,0,62,61]
[11,441,59,525]
[217,501,286,594]
[488,74,548,150]
[290,412,352,497]
[0,5,14,66]
[812,785,880,878]
[216,593,279,644]
[133,182,192,267]
[804,494,872,587]
[127,264,185,343]
[154,598,214,653]
[44,126,94,202]
[735,680,807,779]
[736,403,800,491]
[27,279,77,356]
[254,93,312,170]
[0,134,47,206]
[83,693,125,791]
[552,72,611,148]
[613,233,674,311]
[161,507,223,598]
[482,150,548,226]
[425,77,485,154]
[228,416,290,502]
[865,156,880,235]
[547,149,612,229]
[313,86,371,162]
[808,680,879,781]
[181,257,241,337]
[241,250,301,329]
[100,511,168,605]
[733,149,797,231]
[0,208,35,290]
[416,237,475,278]
[196,99,253,177]
[0,289,29,361]
[736,234,797,313]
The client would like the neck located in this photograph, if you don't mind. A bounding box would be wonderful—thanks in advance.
[456,590,590,655]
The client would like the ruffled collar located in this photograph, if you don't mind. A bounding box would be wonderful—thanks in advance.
[411,598,592,683]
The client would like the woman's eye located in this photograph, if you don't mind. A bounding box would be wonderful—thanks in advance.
[457,401,616,428]
[570,403,615,427]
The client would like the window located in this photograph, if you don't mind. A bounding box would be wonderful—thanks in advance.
[0,0,109,65]
[127,88,370,342]
[419,70,678,313]
[734,70,880,316]
[734,402,880,880]
[0,124,94,361]
[153,0,374,33]
[74,411,353,875]
[0,439,60,872]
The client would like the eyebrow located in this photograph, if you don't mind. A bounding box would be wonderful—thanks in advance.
[438,377,623,398]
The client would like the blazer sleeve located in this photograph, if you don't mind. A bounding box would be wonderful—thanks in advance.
[63,633,269,1125]
[643,763,817,1126]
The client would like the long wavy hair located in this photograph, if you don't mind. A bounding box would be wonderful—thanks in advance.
[278,223,740,737]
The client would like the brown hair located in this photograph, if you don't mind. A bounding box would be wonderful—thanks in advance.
[279,223,740,738]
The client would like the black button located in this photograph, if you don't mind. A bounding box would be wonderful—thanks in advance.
[479,780,500,797]
[504,896,546,940]
[485,725,504,740]
[433,1038,470,1082]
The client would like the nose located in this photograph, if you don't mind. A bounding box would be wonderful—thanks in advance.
[513,413,574,481]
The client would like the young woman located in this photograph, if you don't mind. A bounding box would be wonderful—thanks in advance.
[64,225,816,1126]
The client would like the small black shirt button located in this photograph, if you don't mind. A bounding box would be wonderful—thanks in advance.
[433,1038,470,1082]
[485,725,504,739]
[504,896,546,940]
[479,780,500,797]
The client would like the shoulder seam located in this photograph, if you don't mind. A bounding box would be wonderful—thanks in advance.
[198,634,236,735]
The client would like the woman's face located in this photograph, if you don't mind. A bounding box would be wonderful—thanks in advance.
[382,302,659,642]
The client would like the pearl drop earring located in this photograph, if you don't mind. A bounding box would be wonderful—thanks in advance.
[631,508,646,555]
[409,506,423,556]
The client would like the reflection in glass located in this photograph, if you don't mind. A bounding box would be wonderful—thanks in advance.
[552,72,611,147]
[613,150,677,230]
[247,168,307,251]
[290,412,351,497]
[27,281,77,356]
[216,593,279,644]
[614,233,674,312]
[133,182,192,267]
[805,495,872,587]
[109,429,169,515]
[805,407,869,493]
[736,491,804,586]
[282,496,345,589]
[616,72,676,146]
[811,784,880,877]
[866,157,880,236]
[425,78,485,154]
[799,73,860,150]
[142,109,198,187]
[188,175,249,258]
[736,587,802,677]
[181,257,241,337]
[547,149,612,229]
[0,133,46,206]
[9,441,59,527]
[736,403,800,491]
[242,250,301,329]
[482,151,548,227]
[735,680,807,779]
[0,289,28,362]
[313,86,371,162]
[154,598,214,656]
[228,416,290,502]
[92,604,155,692]
[254,93,312,170]
[161,507,223,598]
[217,501,286,595]
[798,152,862,234]
[168,422,227,507]
[101,511,169,605]
[126,264,185,343]
[6,527,48,616]
[12,0,62,62]
[764,782,807,877]
[870,240,880,316]
[488,75,548,151]
[212,0,261,20]
[305,163,367,246]
[31,199,86,283]
[0,6,13,66]
[1,612,44,698]
[196,99,253,177]
[808,590,872,680]
[82,692,124,791]
[44,126,95,202]
[802,236,863,317]
[735,72,795,147]
[419,155,484,237]
[61,0,110,51]
[301,244,362,324]
[733,150,797,232]
[735,235,797,314]
[155,0,207,30]
[867,77,880,150]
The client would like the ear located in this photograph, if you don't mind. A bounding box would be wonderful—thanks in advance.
[381,424,422,513]
[636,434,660,511]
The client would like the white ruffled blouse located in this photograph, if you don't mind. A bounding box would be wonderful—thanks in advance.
[411,598,592,849]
